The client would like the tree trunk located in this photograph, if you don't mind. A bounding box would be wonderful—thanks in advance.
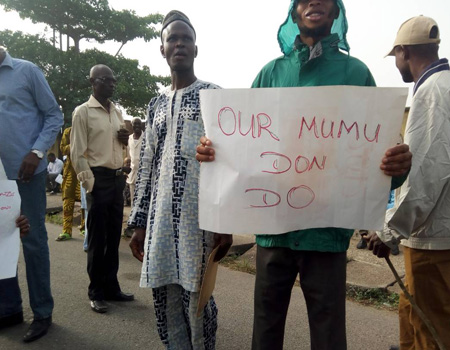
[73,38,80,54]
[114,42,125,57]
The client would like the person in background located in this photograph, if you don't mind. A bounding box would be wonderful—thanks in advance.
[71,64,134,314]
[122,157,132,207]
[57,126,84,241]
[0,45,63,342]
[127,117,143,207]
[367,15,450,350]
[123,117,144,238]
[46,153,63,194]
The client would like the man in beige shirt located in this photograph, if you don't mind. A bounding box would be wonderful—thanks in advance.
[70,64,134,314]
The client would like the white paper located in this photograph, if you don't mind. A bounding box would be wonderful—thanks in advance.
[55,173,63,184]
[199,86,408,235]
[0,158,21,280]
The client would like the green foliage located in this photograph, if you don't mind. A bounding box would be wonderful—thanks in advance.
[220,255,257,275]
[46,212,63,226]
[0,30,169,126]
[347,285,399,310]
[0,0,163,51]
[0,0,170,126]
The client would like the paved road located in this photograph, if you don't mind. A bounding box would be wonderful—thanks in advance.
[0,223,399,349]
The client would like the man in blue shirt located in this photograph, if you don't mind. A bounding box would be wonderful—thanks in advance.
[0,45,63,342]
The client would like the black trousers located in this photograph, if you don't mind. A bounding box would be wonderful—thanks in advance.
[252,246,347,350]
[46,173,60,192]
[86,167,125,301]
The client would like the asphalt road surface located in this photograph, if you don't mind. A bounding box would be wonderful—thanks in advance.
[0,223,398,350]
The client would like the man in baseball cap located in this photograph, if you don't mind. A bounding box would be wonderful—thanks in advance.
[368,15,450,350]
[386,15,440,57]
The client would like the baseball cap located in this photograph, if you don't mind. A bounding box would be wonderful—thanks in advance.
[386,15,440,56]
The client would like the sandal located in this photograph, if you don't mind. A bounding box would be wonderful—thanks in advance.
[56,232,72,241]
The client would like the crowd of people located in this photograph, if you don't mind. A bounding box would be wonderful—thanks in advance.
[0,1,449,350]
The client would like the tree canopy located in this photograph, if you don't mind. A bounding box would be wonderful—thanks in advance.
[0,0,163,52]
[0,0,169,125]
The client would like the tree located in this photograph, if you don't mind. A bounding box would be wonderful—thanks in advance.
[0,0,163,53]
[1,30,170,125]
[0,0,170,125]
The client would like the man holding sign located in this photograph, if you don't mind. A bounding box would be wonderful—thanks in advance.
[197,1,412,349]
[0,45,63,342]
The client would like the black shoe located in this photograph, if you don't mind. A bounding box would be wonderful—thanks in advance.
[0,311,23,330]
[389,346,399,350]
[356,237,368,249]
[391,245,400,256]
[90,300,108,313]
[105,291,134,302]
[23,316,52,343]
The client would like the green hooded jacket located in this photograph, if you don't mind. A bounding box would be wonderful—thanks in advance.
[252,0,383,252]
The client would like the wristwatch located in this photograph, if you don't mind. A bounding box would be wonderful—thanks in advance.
[31,149,44,159]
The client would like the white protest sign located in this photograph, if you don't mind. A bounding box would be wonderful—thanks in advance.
[199,86,408,235]
[0,158,21,280]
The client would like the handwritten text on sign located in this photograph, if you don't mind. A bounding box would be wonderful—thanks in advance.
[198,86,408,235]
[0,179,21,280]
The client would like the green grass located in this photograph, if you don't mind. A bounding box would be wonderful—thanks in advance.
[220,255,256,275]
[347,285,399,310]
[45,212,64,226]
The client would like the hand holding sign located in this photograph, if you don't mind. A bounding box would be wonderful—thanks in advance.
[0,158,22,280]
[198,86,408,235]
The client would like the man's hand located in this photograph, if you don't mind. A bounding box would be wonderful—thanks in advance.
[129,227,146,262]
[18,152,40,182]
[122,166,131,175]
[16,215,30,238]
[213,233,233,262]
[196,136,215,162]
[118,128,130,146]
[380,144,412,177]
[366,231,391,258]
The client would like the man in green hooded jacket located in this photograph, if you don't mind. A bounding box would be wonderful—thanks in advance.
[197,1,412,349]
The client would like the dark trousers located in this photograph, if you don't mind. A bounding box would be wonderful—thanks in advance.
[46,173,60,192]
[86,167,125,300]
[0,171,53,320]
[252,246,347,350]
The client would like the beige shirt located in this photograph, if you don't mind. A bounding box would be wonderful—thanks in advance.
[126,132,143,185]
[70,95,126,192]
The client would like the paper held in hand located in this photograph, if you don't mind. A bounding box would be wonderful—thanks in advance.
[0,158,21,280]
[199,86,408,235]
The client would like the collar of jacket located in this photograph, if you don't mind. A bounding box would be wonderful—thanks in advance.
[413,58,449,95]
[294,33,341,64]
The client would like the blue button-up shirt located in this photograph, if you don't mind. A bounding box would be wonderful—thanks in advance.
[0,52,63,179]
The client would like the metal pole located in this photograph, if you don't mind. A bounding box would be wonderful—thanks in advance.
[385,256,447,350]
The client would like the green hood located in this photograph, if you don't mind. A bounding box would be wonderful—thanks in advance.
[277,0,350,56]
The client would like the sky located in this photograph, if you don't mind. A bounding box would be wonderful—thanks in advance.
[1,0,450,108]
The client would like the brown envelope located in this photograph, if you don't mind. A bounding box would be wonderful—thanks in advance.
[197,246,220,317]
